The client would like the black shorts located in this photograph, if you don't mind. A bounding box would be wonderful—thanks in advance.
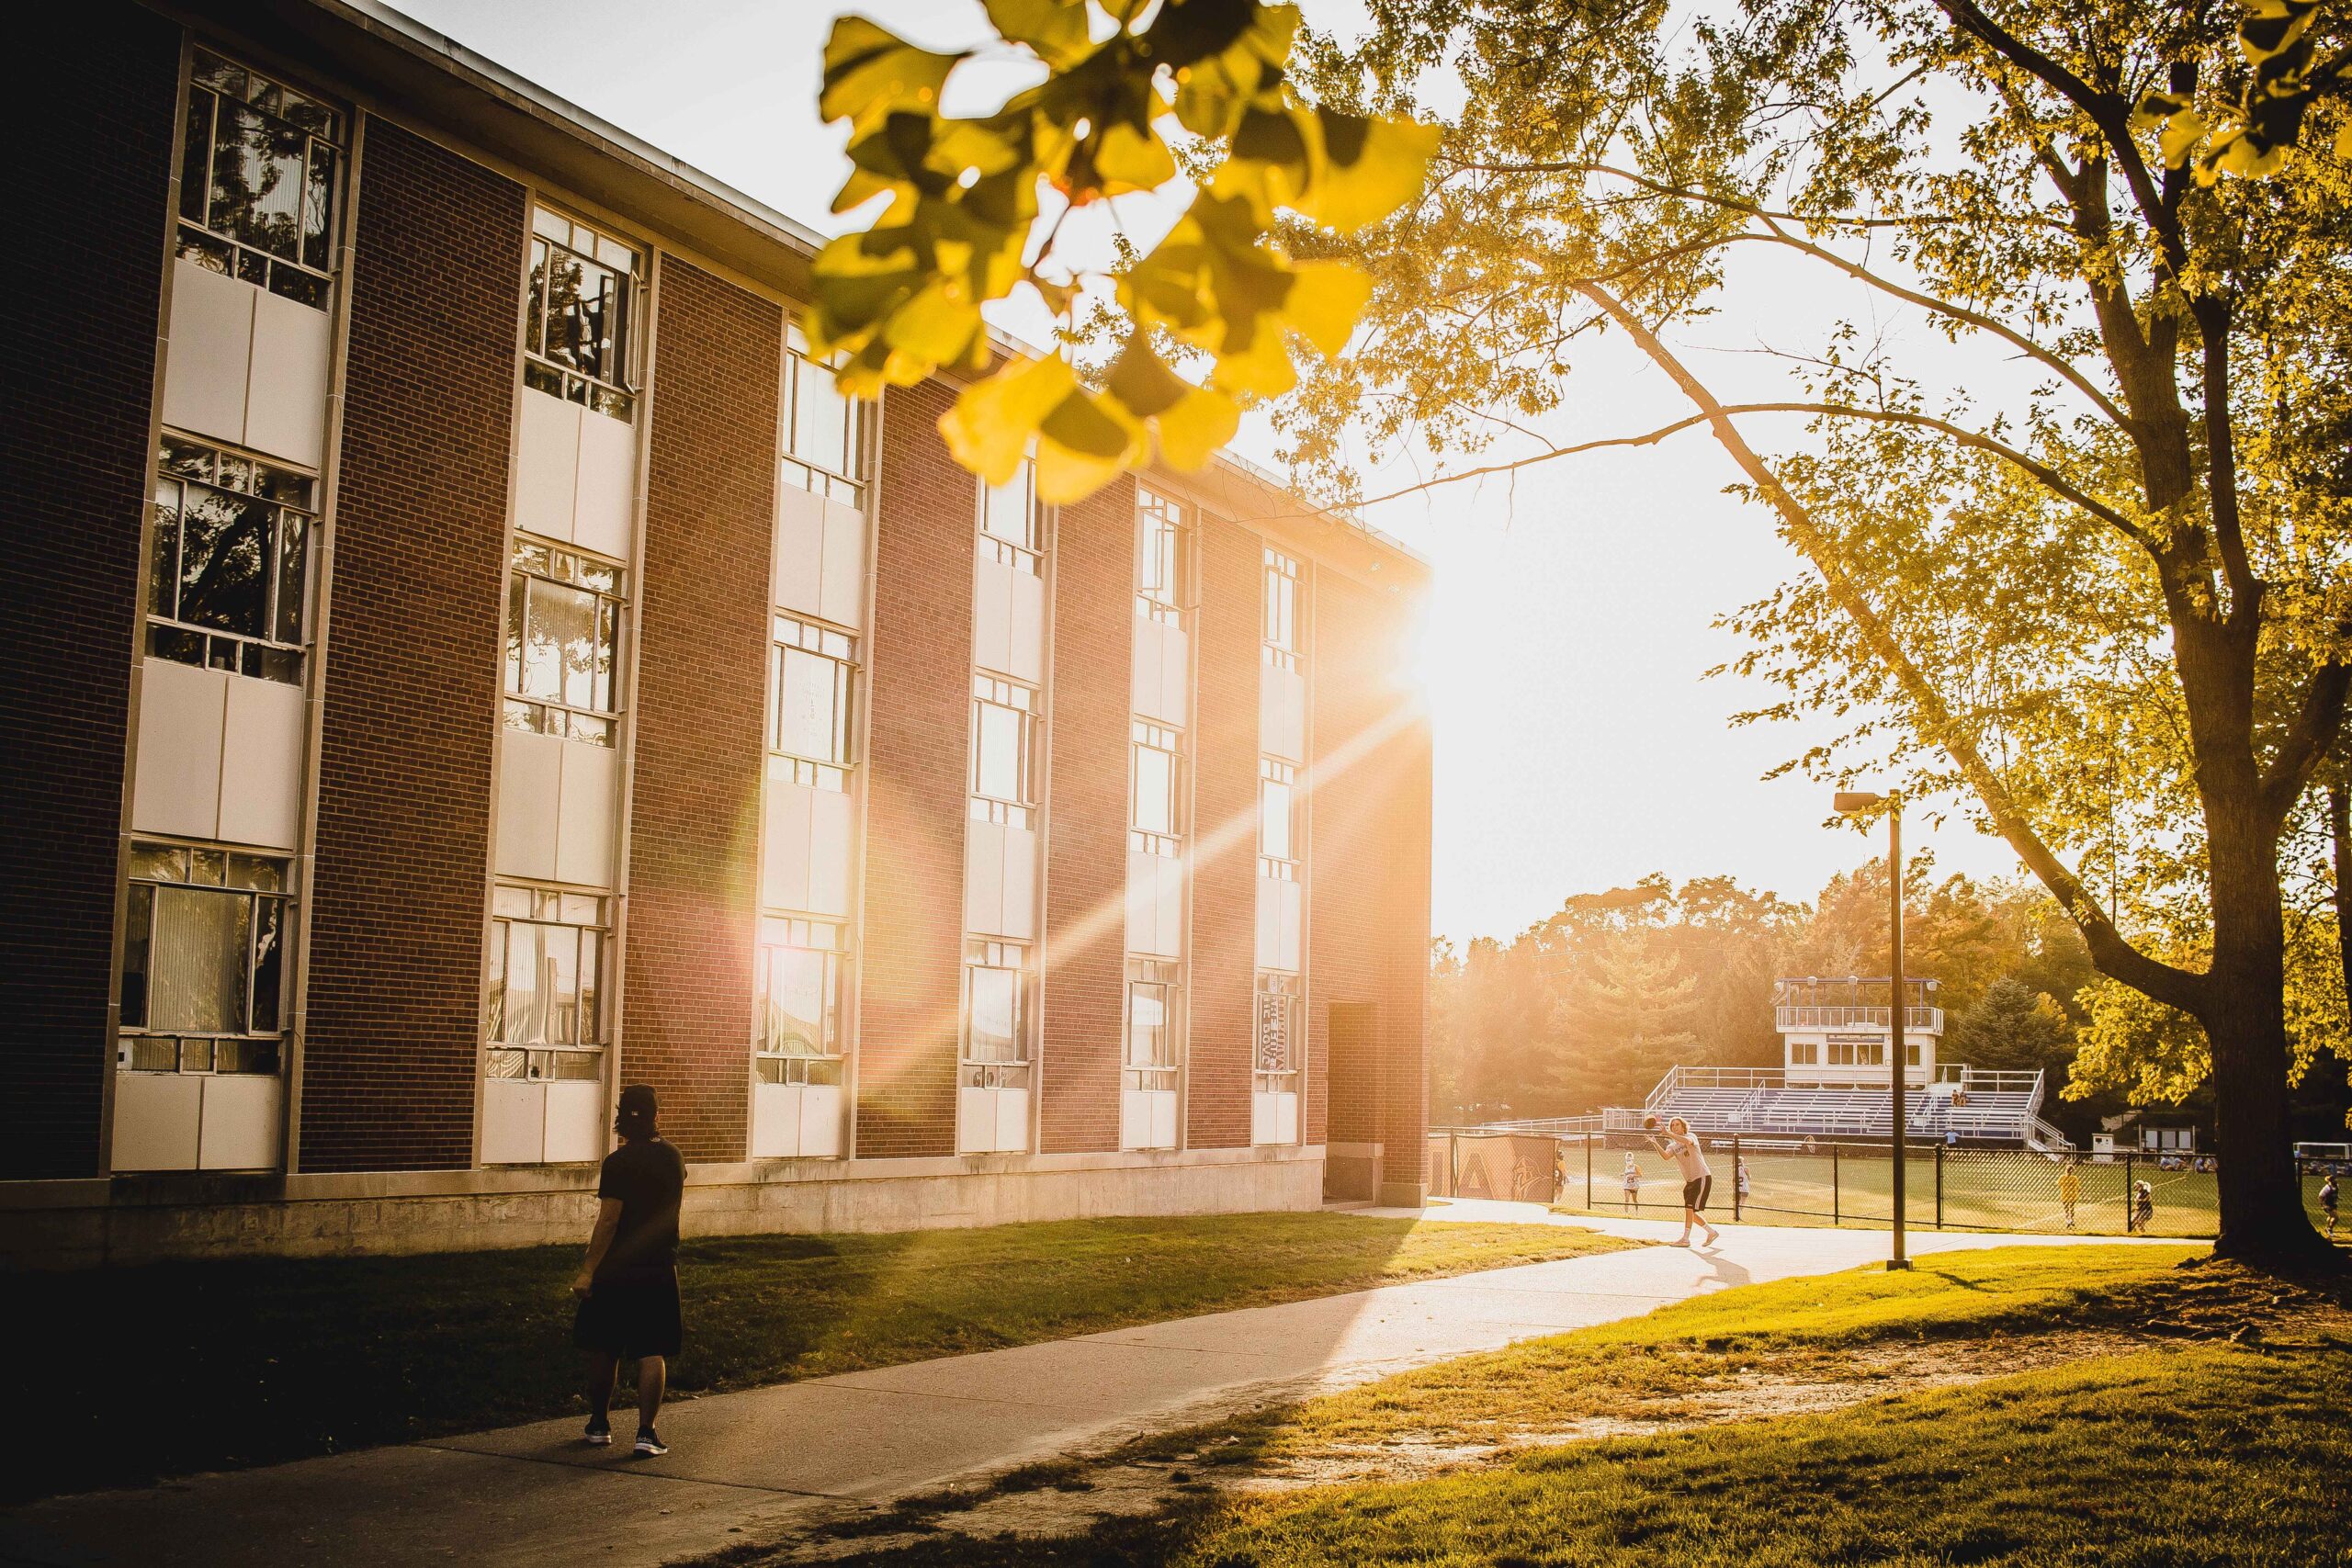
[1682,1175,1712,1211]
[574,1272,682,1359]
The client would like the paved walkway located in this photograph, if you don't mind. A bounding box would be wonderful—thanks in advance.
[4,1206,2193,1568]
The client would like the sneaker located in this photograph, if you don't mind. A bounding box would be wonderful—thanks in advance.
[583,1417,612,1447]
[633,1428,668,1458]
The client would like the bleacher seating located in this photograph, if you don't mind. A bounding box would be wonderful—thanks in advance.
[1640,1069,2041,1145]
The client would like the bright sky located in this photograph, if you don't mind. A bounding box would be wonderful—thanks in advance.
[389,0,2030,943]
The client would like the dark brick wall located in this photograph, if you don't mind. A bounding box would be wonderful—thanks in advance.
[621,257,778,1163]
[855,378,974,1158]
[0,4,179,1178]
[1037,475,1136,1154]
[300,118,522,1173]
[1306,570,1430,1181]
[1185,514,1262,1148]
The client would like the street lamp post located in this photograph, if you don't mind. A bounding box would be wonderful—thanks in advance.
[1835,789,1911,1271]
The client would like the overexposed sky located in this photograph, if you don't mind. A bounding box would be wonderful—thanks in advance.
[387,0,2030,942]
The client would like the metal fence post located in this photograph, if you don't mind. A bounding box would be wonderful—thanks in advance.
[1584,1132,1593,1208]
[1833,1141,1841,1225]
[1449,1132,1459,1199]
[2126,1150,2135,1232]
[1733,1134,1743,1222]
[1935,1139,1945,1230]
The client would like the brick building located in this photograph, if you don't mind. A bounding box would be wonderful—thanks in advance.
[3,0,1431,1266]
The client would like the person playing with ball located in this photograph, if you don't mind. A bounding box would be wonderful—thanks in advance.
[1644,1113,1721,1247]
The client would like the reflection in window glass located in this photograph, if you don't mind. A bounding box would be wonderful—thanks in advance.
[147,437,313,685]
[524,208,639,419]
[768,615,857,789]
[505,541,625,745]
[782,324,867,501]
[178,50,341,309]
[971,676,1038,825]
[1131,721,1183,852]
[117,842,291,1075]
[1123,957,1182,1092]
[756,917,844,1064]
[484,886,607,1082]
[1136,488,1191,625]
[980,458,1044,572]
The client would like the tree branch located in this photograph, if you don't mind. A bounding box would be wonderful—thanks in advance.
[1577,278,2209,1017]
[2262,661,2352,829]
[2192,296,2259,618]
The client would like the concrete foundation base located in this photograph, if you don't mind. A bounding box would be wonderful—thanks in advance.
[0,1145,1327,1269]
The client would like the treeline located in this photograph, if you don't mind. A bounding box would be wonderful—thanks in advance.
[1431,862,2132,1137]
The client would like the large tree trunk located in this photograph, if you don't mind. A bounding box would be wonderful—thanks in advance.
[2199,815,2335,1268]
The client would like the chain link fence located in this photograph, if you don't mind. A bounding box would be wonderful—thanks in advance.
[1428,1129,2351,1241]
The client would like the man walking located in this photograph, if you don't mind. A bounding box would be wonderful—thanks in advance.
[1645,1114,1721,1247]
[573,1084,687,1457]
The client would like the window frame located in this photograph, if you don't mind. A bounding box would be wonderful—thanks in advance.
[118,840,292,1076]
[503,536,628,747]
[970,674,1042,829]
[1262,547,1302,671]
[959,938,1034,1090]
[754,915,848,1087]
[1135,487,1194,628]
[1257,756,1300,879]
[176,47,344,310]
[1253,971,1302,1095]
[780,323,869,502]
[523,205,644,420]
[1123,957,1182,1093]
[1130,720,1186,856]
[146,435,316,685]
[483,883,610,1083]
[978,457,1046,575]
[767,614,860,790]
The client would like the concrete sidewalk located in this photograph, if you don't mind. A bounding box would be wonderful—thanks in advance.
[3,1211,2193,1568]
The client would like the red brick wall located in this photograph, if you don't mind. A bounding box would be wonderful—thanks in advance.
[855,378,974,1157]
[1185,514,1262,1148]
[1,4,178,1179]
[621,257,778,1162]
[1306,570,1430,1188]
[300,118,523,1173]
[1038,475,1136,1153]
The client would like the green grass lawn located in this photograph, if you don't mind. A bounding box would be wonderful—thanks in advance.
[1549,1144,2243,1237]
[774,1246,2352,1568]
[25,1212,1630,1506]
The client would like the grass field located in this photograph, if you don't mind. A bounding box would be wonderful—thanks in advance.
[765,1246,2352,1568]
[1530,1140,2321,1238]
[21,1212,1632,1506]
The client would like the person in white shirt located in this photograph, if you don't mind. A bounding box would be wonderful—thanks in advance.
[1645,1114,1721,1247]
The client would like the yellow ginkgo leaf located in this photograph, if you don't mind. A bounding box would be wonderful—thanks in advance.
[820,17,962,140]
[941,354,1079,486]
[1283,260,1373,355]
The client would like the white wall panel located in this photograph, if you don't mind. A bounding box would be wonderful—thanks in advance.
[1008,569,1046,684]
[1277,878,1304,972]
[574,407,638,559]
[481,1079,545,1164]
[761,778,816,913]
[1153,853,1185,956]
[162,260,253,447]
[1253,1089,1299,1146]
[1001,824,1038,942]
[1125,848,1159,955]
[1255,875,1283,971]
[243,288,331,468]
[555,741,618,887]
[1261,666,1306,762]
[1159,626,1191,725]
[773,487,826,615]
[1131,615,1162,719]
[973,557,1013,676]
[1151,1089,1179,1148]
[543,1081,605,1163]
[218,673,306,852]
[995,1087,1030,1151]
[198,1074,282,1169]
[1119,1089,1152,1152]
[965,818,1006,936]
[514,391,581,545]
[808,787,855,916]
[752,1081,800,1158]
[113,1073,203,1172]
[133,658,227,841]
[959,1087,997,1154]
[495,729,563,882]
[820,499,867,628]
[800,1084,844,1156]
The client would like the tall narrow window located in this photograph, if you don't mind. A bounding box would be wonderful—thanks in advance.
[177,49,341,309]
[118,842,289,1076]
[971,676,1040,829]
[979,457,1044,574]
[1136,488,1193,626]
[768,615,858,789]
[485,886,607,1081]
[755,917,847,1086]
[1125,958,1182,1094]
[147,437,313,683]
[1131,721,1185,856]
[1262,547,1300,670]
[781,325,867,502]
[504,540,625,746]
[1254,972,1302,1097]
[961,939,1033,1090]
[1258,757,1299,879]
[525,208,641,418]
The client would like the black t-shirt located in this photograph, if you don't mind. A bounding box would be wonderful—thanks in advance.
[594,1137,685,1284]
